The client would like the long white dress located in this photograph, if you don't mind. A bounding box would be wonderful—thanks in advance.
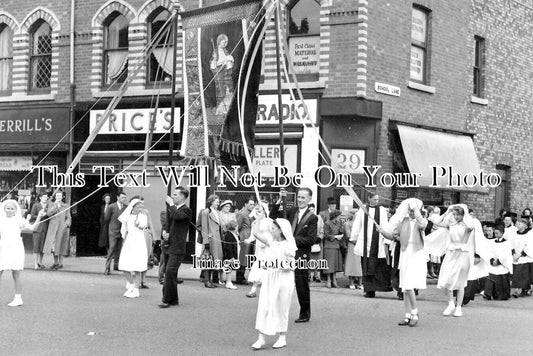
[118,214,148,272]
[399,221,428,290]
[0,216,28,271]
[247,220,268,283]
[255,236,296,336]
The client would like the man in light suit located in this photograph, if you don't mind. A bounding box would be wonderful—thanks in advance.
[159,187,192,308]
[270,187,318,323]
[104,192,127,275]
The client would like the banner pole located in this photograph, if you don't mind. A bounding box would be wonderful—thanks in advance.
[274,0,286,217]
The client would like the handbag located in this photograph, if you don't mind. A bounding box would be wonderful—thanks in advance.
[200,247,213,262]
[311,243,321,253]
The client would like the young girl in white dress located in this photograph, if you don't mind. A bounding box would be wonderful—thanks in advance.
[118,198,149,298]
[425,204,475,317]
[244,203,269,298]
[251,215,297,350]
[0,199,45,306]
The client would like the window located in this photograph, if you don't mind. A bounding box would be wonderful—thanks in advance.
[103,12,129,86]
[29,21,52,92]
[0,25,13,95]
[287,0,321,82]
[410,6,430,83]
[147,8,172,84]
[473,36,485,97]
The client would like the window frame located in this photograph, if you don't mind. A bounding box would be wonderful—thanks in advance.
[0,24,13,96]
[473,35,485,98]
[146,8,173,87]
[102,12,129,89]
[28,20,52,94]
[410,5,431,85]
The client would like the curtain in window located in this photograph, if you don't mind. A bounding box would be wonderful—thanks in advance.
[107,51,128,80]
[152,47,173,76]
[0,27,13,91]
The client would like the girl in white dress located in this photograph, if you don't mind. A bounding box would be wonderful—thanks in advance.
[245,203,269,298]
[425,204,475,317]
[118,199,149,298]
[0,199,45,306]
[251,215,297,350]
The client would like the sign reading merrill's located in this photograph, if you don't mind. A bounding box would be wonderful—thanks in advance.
[0,107,69,143]
[89,108,181,135]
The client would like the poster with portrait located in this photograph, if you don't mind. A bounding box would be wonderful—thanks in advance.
[180,0,264,166]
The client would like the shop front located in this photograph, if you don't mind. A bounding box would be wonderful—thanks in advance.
[0,106,70,250]
[318,97,383,212]
[72,99,197,258]
[389,122,488,210]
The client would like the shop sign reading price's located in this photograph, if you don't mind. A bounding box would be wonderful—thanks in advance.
[331,149,365,174]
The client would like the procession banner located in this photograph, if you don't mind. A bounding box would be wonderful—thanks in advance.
[180,0,264,165]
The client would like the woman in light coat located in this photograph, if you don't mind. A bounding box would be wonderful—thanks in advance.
[43,191,71,270]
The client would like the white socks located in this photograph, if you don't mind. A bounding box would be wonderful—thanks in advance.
[251,334,266,350]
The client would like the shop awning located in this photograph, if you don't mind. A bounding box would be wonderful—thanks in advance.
[397,125,488,193]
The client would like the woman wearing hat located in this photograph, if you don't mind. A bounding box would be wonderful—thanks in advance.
[251,214,297,350]
[323,210,344,288]
[218,200,236,232]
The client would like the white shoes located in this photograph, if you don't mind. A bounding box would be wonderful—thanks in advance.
[226,283,237,290]
[272,337,287,349]
[126,282,134,290]
[251,339,265,350]
[8,295,23,307]
[124,288,140,298]
[443,303,455,316]
[453,306,463,317]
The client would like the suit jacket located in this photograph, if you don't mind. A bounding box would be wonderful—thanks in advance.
[98,204,110,247]
[166,204,192,255]
[106,202,126,240]
[30,202,48,233]
[235,207,252,241]
[270,204,318,260]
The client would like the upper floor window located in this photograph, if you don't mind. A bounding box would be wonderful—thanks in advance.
[287,0,320,82]
[104,12,129,86]
[473,36,485,98]
[0,24,13,95]
[30,21,52,92]
[410,6,430,83]
[147,8,172,84]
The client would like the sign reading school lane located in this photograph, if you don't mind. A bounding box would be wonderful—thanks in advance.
[0,107,70,144]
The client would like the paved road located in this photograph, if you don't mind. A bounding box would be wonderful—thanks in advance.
[0,269,532,355]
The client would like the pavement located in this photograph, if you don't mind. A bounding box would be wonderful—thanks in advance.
[1,266,533,356]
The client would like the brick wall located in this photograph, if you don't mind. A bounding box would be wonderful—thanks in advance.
[467,0,533,219]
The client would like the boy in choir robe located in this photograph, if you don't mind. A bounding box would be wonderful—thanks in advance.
[461,215,491,306]
[509,218,533,297]
[484,225,513,301]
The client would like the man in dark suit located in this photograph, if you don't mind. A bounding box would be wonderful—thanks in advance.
[104,192,127,275]
[235,197,255,284]
[159,186,192,308]
[270,187,318,323]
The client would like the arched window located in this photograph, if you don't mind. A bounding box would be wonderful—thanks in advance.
[287,0,321,82]
[0,24,13,94]
[147,8,172,84]
[29,20,52,92]
[103,12,129,86]
[288,0,320,36]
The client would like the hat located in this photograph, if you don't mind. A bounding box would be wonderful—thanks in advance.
[219,200,233,209]
[505,212,517,219]
[327,197,336,205]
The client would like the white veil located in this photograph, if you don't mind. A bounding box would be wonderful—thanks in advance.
[118,198,141,238]
[384,198,423,234]
[0,199,24,223]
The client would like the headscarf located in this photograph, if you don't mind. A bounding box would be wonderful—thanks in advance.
[273,218,297,253]
[384,198,423,234]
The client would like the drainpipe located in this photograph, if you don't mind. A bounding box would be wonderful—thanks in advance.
[67,0,76,205]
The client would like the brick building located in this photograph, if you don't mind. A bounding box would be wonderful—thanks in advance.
[0,0,530,255]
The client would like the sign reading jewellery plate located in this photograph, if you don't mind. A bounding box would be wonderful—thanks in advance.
[0,107,69,143]
[89,108,181,135]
